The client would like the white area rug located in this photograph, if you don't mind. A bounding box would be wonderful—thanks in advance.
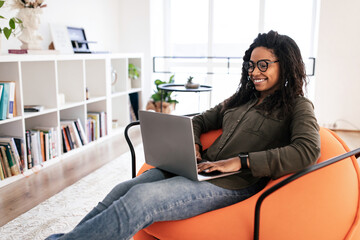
[0,145,145,240]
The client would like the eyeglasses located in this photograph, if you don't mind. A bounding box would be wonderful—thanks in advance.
[243,60,279,73]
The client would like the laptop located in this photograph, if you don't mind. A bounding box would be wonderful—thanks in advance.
[138,110,241,181]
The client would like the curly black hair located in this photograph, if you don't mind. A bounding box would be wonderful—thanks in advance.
[222,30,307,118]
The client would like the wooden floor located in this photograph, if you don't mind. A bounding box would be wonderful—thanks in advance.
[0,129,142,227]
[0,128,359,227]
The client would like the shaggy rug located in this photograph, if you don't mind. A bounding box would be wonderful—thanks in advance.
[0,145,145,240]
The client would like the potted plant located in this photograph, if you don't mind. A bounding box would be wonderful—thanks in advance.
[128,63,140,80]
[0,1,23,41]
[185,76,200,89]
[146,75,178,113]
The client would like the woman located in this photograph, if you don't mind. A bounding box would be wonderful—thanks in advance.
[46,30,320,240]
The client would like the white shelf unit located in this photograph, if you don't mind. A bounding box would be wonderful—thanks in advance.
[0,53,143,188]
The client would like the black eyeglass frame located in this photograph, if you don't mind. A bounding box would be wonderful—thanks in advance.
[243,60,279,73]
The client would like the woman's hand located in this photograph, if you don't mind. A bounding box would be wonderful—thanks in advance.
[197,157,241,173]
[195,144,202,162]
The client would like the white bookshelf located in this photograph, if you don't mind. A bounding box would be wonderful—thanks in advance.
[0,53,143,188]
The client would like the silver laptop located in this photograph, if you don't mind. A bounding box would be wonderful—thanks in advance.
[138,110,240,181]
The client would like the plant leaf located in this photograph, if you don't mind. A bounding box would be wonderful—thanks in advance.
[3,27,12,39]
[9,18,16,29]
[0,15,5,19]
[0,1,5,8]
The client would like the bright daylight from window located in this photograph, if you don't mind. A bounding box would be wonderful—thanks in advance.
[151,0,318,115]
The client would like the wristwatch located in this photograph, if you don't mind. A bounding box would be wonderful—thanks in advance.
[239,153,249,169]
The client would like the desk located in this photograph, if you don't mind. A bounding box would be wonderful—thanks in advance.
[158,84,212,114]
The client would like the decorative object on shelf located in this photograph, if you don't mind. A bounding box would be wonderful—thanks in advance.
[0,0,23,52]
[185,76,200,89]
[111,67,117,93]
[11,0,47,50]
[146,75,178,114]
[24,104,44,112]
[58,93,65,105]
[128,63,140,89]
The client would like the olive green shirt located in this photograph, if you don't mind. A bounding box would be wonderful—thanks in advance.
[192,96,321,190]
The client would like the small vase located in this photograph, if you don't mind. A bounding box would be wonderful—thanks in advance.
[16,8,43,50]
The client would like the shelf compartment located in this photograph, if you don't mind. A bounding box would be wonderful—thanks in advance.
[0,119,24,137]
[25,111,59,130]
[0,62,22,118]
[111,58,128,93]
[128,58,142,89]
[57,60,86,104]
[111,94,130,129]
[21,61,57,109]
[85,59,107,99]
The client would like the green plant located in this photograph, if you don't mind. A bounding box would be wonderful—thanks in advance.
[187,76,194,83]
[0,1,23,40]
[151,75,178,103]
[128,63,140,80]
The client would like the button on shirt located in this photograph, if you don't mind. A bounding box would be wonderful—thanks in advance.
[192,96,320,190]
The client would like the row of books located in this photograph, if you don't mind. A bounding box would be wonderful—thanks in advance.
[86,112,107,143]
[1,113,108,180]
[0,81,17,120]
[25,126,60,169]
[60,119,88,153]
[0,137,24,180]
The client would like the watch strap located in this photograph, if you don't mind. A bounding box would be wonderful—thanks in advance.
[239,153,249,169]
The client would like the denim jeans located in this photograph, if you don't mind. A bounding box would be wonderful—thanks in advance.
[45,168,269,240]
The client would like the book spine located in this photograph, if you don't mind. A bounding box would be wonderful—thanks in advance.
[25,130,33,169]
[6,82,15,119]
[44,132,50,161]
[0,83,10,120]
[61,127,71,152]
[14,138,27,172]
[0,157,5,180]
[64,126,74,150]
[0,152,7,179]
[39,131,45,162]
[0,146,12,177]
[30,132,40,166]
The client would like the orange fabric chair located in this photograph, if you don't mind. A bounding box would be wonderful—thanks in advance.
[126,126,360,240]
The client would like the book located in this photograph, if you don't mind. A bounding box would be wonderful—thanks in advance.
[0,146,12,177]
[30,131,43,166]
[0,85,3,103]
[74,118,88,145]
[0,155,5,180]
[8,49,60,55]
[24,105,44,112]
[87,112,101,140]
[0,151,8,179]
[0,143,20,176]
[61,126,71,152]
[14,138,26,171]
[25,130,33,169]
[32,126,58,160]
[86,118,95,142]
[0,81,16,119]
[61,121,83,148]
[0,82,10,120]
[0,137,23,173]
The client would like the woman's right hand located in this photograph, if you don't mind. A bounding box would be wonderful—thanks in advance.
[195,144,202,162]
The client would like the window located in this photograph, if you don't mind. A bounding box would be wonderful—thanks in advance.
[151,0,318,113]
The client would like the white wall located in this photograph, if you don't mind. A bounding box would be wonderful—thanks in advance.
[315,0,360,130]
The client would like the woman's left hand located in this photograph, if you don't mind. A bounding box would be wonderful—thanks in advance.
[197,157,241,173]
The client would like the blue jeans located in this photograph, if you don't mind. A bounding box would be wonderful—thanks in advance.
[46,168,268,240]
